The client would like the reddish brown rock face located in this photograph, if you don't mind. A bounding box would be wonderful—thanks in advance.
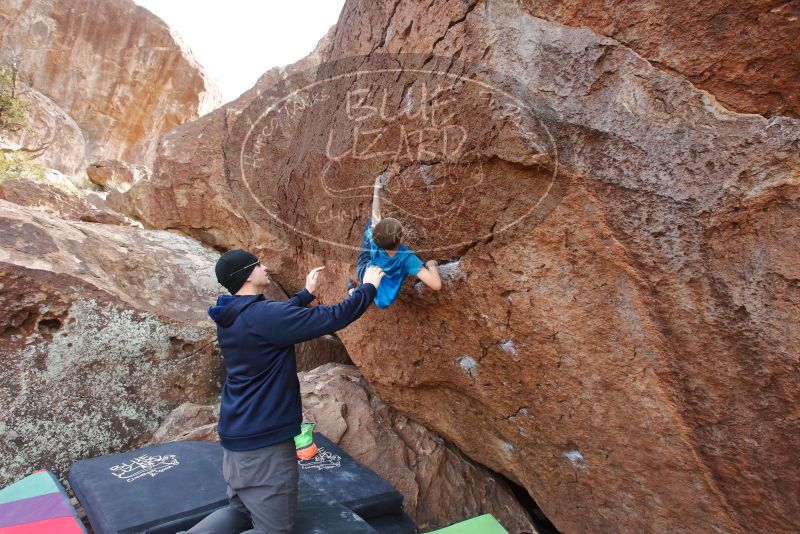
[119,1,799,533]
[0,0,220,167]
[518,0,800,118]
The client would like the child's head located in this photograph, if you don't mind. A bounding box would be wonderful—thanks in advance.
[373,218,403,251]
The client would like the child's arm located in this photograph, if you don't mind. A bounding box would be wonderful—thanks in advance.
[371,174,383,226]
[416,259,442,291]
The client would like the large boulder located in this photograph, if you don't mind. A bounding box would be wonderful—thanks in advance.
[87,159,151,193]
[0,83,86,176]
[107,1,800,533]
[294,4,800,532]
[0,200,224,485]
[0,165,135,226]
[0,0,221,167]
[0,199,220,324]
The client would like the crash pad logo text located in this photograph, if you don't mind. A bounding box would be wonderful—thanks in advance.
[109,454,179,482]
[298,447,341,471]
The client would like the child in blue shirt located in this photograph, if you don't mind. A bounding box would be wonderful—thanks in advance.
[348,172,442,308]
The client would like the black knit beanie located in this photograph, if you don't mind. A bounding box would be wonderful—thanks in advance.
[215,249,259,295]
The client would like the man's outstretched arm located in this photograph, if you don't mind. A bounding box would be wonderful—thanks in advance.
[261,266,385,346]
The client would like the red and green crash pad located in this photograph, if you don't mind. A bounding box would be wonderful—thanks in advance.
[427,514,509,534]
[0,470,87,533]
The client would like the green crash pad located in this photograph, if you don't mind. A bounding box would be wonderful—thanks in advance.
[427,514,508,534]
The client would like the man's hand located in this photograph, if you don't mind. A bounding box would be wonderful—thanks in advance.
[362,265,385,289]
[305,266,325,294]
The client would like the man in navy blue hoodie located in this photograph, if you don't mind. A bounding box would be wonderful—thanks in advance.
[186,249,384,534]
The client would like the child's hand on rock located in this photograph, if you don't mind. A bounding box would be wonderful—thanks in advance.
[377,163,401,189]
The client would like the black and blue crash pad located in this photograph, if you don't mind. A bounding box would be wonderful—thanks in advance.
[67,441,228,534]
[298,433,404,519]
[366,511,418,534]
[68,436,414,533]
[294,480,378,533]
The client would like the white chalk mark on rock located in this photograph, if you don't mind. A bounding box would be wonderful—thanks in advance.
[457,355,478,379]
[564,449,586,469]
[500,339,518,356]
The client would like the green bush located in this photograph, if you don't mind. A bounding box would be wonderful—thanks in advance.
[0,63,39,181]
[0,152,45,182]
[0,66,28,132]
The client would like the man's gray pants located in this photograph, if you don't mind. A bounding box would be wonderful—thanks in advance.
[183,439,298,534]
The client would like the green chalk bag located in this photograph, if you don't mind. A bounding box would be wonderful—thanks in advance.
[294,422,318,460]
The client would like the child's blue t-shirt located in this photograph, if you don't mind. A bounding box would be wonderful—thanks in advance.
[365,226,424,309]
